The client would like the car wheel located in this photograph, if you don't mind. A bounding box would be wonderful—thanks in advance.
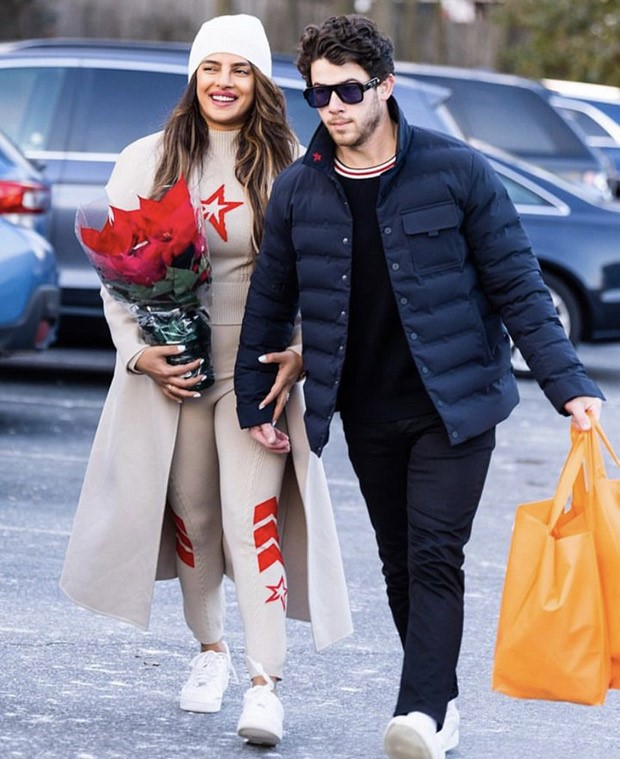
[511,272,582,379]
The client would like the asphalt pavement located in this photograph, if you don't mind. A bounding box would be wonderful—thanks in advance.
[1,344,620,758]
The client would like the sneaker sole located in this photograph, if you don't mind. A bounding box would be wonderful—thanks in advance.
[384,723,436,759]
[179,697,223,714]
[237,725,282,746]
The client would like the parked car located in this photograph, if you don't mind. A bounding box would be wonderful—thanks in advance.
[0,38,461,336]
[479,142,620,375]
[543,79,620,125]
[0,39,618,375]
[541,81,620,198]
[395,62,614,203]
[0,125,58,353]
[0,126,51,236]
[0,217,60,354]
[550,97,620,196]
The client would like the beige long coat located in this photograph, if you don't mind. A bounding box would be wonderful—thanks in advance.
[60,295,353,652]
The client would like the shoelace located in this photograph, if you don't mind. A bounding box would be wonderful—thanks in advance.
[190,649,238,686]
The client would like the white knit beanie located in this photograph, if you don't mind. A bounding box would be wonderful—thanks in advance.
[188,14,272,81]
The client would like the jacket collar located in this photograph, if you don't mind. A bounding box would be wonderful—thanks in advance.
[301,97,413,175]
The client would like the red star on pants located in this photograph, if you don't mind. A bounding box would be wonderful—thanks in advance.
[201,184,243,242]
[265,575,288,611]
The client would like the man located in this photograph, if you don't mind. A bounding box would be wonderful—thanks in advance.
[234,14,603,759]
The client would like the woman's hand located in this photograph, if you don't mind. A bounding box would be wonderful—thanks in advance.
[249,423,291,454]
[257,349,304,424]
[135,345,206,403]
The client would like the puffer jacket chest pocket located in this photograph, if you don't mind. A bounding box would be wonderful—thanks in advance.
[402,200,465,274]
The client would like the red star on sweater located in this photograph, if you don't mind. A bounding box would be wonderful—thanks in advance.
[201,184,243,242]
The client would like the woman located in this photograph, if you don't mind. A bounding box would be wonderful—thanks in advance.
[60,14,352,747]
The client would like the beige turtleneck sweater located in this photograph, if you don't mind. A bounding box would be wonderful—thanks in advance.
[105,128,255,328]
[101,128,301,367]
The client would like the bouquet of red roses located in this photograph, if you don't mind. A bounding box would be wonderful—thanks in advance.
[75,176,214,390]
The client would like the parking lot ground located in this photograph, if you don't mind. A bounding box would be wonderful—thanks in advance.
[1,343,620,758]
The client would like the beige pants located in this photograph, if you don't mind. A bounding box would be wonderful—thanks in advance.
[167,323,288,678]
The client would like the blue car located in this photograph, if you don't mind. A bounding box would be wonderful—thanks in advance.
[543,79,620,125]
[0,217,59,353]
[395,62,614,202]
[542,80,620,198]
[480,143,620,374]
[0,128,58,353]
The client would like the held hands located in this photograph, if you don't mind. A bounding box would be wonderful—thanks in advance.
[249,423,291,454]
[564,396,603,430]
[247,349,304,454]
[135,344,206,403]
[257,348,304,425]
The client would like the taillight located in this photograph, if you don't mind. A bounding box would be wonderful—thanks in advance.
[0,180,51,214]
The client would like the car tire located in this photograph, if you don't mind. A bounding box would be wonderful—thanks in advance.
[511,271,582,379]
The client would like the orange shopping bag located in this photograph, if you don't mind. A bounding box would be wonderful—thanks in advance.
[492,429,610,705]
[571,418,620,689]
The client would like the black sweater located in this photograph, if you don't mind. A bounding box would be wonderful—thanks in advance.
[336,172,435,422]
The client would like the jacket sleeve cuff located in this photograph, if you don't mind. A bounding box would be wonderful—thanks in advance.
[237,403,275,430]
[545,376,606,414]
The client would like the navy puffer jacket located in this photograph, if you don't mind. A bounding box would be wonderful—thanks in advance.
[235,100,602,456]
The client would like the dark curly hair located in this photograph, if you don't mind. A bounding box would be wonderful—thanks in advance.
[296,15,394,86]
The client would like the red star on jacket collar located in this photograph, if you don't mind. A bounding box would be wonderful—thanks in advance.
[265,575,288,611]
[312,152,322,162]
[201,184,243,242]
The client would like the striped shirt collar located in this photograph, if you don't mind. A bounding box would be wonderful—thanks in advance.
[334,154,396,179]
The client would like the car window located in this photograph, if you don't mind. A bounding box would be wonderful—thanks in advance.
[497,173,555,207]
[560,108,610,139]
[427,79,592,158]
[0,129,35,174]
[68,68,186,153]
[280,86,319,146]
[0,66,69,151]
[589,101,620,125]
[395,85,453,133]
[0,144,14,173]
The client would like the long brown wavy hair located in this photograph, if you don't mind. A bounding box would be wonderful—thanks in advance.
[151,66,296,254]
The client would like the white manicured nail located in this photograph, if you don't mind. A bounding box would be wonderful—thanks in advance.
[258,355,268,363]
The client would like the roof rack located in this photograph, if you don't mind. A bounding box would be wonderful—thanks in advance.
[0,37,190,53]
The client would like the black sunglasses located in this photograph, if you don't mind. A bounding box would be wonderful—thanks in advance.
[303,77,381,108]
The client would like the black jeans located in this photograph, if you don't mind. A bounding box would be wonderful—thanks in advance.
[342,411,495,728]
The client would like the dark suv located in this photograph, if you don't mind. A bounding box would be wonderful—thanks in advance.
[0,38,458,333]
[395,62,614,202]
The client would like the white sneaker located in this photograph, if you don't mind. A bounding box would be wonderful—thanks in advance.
[179,643,231,713]
[237,677,284,746]
[437,700,460,752]
[383,712,445,759]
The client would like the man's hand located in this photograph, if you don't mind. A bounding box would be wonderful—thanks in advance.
[257,348,304,424]
[563,396,603,430]
[249,423,291,454]
[135,344,205,403]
